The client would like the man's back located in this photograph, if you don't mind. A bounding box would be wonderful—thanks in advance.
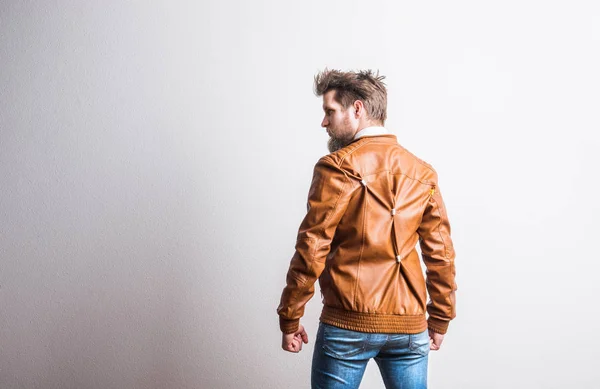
[278,134,456,336]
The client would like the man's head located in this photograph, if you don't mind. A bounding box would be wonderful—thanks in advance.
[314,68,387,152]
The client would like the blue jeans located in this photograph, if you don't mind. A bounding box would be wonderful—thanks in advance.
[312,322,429,389]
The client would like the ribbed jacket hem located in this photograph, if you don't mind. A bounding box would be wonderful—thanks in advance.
[320,306,427,334]
[427,317,450,334]
[279,317,300,334]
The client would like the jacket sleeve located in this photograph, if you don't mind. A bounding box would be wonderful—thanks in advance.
[417,174,457,334]
[277,156,352,334]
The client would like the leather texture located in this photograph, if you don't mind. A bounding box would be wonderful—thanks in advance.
[277,134,456,334]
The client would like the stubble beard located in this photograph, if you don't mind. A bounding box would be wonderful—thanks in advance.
[327,116,354,153]
[327,127,354,153]
[327,136,351,153]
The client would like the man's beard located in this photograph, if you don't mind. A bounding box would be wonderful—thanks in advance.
[327,136,352,153]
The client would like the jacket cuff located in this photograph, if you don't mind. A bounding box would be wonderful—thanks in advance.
[280,317,300,334]
[427,317,450,334]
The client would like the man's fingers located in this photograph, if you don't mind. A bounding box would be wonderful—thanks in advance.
[428,332,444,351]
[293,338,301,352]
[427,329,445,350]
[281,325,308,353]
[300,329,309,344]
[288,337,302,352]
[285,341,298,353]
[283,337,301,353]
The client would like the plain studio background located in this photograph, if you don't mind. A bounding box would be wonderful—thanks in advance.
[1,1,599,388]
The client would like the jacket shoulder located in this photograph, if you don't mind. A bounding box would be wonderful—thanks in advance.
[321,137,439,185]
[322,140,365,167]
[395,144,438,183]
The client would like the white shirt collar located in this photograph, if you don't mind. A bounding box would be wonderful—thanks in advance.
[353,126,389,140]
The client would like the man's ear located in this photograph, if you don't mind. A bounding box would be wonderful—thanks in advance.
[353,100,364,118]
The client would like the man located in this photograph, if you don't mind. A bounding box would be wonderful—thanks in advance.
[277,69,457,389]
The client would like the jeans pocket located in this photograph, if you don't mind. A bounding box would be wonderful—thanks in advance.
[321,324,368,359]
[409,330,430,356]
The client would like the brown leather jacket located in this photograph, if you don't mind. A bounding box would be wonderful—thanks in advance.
[277,134,456,335]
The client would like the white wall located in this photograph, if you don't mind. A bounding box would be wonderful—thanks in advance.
[1,1,599,388]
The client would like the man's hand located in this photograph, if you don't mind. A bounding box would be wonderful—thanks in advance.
[428,329,445,351]
[282,324,309,353]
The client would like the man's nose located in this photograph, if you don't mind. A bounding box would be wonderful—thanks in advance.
[321,117,328,128]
